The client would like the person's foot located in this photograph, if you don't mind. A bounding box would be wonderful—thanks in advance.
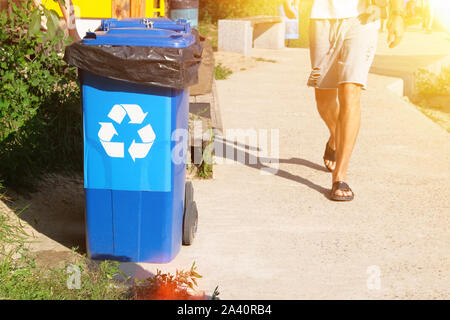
[330,181,354,201]
[323,138,336,172]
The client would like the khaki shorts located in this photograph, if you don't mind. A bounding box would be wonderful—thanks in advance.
[308,16,380,90]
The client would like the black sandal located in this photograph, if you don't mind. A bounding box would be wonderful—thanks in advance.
[323,142,336,172]
[330,181,354,201]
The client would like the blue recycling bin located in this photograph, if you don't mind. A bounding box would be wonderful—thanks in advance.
[77,18,198,263]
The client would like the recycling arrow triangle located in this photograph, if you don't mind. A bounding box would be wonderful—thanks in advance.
[98,104,156,161]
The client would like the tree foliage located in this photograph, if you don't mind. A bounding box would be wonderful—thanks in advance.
[199,0,284,23]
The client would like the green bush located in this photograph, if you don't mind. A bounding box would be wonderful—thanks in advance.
[0,0,82,188]
[415,67,450,98]
[199,0,313,48]
[199,0,283,23]
[286,0,313,48]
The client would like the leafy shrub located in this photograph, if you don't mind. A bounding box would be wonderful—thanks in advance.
[199,0,313,48]
[414,67,450,132]
[0,0,82,188]
[199,0,283,23]
[415,67,450,98]
[133,262,205,300]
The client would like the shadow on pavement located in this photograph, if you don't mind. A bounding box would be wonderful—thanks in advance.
[217,138,330,197]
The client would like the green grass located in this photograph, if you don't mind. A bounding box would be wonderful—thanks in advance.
[197,22,218,49]
[196,128,214,179]
[0,255,131,300]
[195,159,213,179]
[0,198,131,300]
[0,194,26,261]
[255,57,278,63]
[215,63,233,80]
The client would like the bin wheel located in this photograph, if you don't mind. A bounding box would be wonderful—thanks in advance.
[183,201,198,246]
[185,181,194,205]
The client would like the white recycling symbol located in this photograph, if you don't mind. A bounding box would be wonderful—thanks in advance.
[98,104,156,162]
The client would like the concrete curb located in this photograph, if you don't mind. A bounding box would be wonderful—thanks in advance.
[385,77,404,96]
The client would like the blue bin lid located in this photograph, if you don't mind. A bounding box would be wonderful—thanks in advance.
[100,18,191,33]
[82,18,194,48]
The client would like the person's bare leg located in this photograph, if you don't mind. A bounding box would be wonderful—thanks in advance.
[315,88,339,171]
[333,83,361,197]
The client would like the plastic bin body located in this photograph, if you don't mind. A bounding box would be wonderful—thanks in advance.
[81,19,191,263]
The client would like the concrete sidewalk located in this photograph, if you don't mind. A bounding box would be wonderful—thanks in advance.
[121,48,450,299]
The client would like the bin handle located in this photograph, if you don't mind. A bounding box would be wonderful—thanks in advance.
[142,18,154,29]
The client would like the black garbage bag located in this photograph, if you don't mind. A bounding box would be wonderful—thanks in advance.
[64,30,202,90]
